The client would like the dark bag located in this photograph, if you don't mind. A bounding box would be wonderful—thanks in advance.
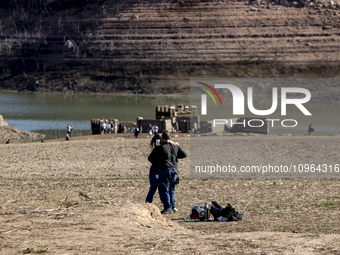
[175,177,179,185]
[190,205,205,220]
[210,201,243,221]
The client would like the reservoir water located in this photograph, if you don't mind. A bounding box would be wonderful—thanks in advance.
[0,92,339,138]
[0,92,189,138]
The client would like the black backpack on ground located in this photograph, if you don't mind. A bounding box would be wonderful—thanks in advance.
[209,201,243,221]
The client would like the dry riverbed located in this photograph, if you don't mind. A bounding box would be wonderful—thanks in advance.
[1,135,340,254]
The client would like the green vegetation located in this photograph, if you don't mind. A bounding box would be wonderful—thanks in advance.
[58,196,77,209]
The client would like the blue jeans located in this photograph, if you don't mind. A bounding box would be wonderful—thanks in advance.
[145,166,159,203]
[158,169,178,211]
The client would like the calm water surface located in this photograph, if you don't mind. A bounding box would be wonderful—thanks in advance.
[0,92,339,137]
[0,92,189,135]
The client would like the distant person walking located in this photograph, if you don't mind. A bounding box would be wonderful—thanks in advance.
[223,123,228,133]
[308,124,314,135]
[134,126,139,138]
[66,124,71,137]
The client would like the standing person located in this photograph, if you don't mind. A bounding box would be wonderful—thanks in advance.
[148,130,187,214]
[193,122,198,134]
[155,125,159,134]
[70,125,73,137]
[66,124,71,137]
[149,124,153,136]
[173,121,178,133]
[146,134,162,204]
[139,125,143,133]
[308,124,314,135]
[134,126,139,138]
[223,123,228,133]
[103,122,107,134]
[107,123,111,134]
[146,134,179,204]
[101,122,106,135]
[113,123,117,134]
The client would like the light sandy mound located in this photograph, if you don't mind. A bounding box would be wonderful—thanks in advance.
[139,203,181,228]
[0,125,45,141]
[0,115,8,127]
[0,115,45,142]
[116,202,182,229]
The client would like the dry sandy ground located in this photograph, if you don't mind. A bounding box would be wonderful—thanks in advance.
[1,135,340,254]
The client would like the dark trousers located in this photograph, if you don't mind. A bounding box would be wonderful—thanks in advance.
[158,169,178,211]
[145,166,159,203]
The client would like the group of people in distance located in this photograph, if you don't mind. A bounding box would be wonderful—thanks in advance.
[101,122,118,135]
[146,130,187,214]
[148,125,159,136]
[99,122,144,136]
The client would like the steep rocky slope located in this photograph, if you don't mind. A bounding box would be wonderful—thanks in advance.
[1,0,340,94]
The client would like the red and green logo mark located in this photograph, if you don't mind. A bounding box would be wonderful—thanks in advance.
[196,82,222,106]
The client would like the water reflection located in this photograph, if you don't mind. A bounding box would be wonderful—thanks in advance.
[1,91,339,135]
[0,92,189,131]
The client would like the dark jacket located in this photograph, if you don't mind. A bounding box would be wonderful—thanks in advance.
[148,144,187,170]
[148,139,167,168]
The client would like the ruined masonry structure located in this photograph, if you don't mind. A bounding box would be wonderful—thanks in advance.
[138,104,200,133]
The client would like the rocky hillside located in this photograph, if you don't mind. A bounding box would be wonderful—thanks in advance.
[1,0,340,94]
